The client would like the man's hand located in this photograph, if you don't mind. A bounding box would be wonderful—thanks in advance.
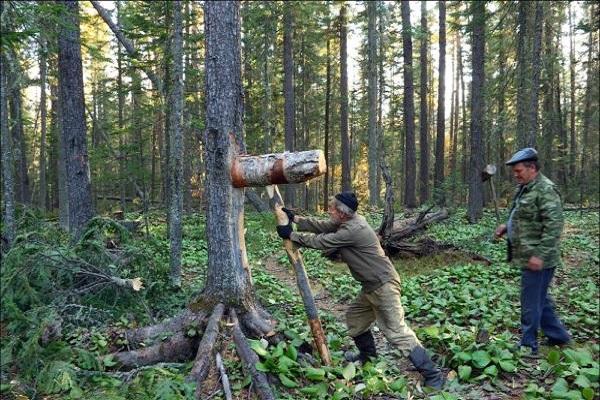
[494,224,507,238]
[527,256,544,271]
[282,207,296,224]
[276,224,293,240]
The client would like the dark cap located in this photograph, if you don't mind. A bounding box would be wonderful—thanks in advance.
[335,191,358,212]
[505,147,538,166]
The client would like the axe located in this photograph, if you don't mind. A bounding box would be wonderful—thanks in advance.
[481,164,500,225]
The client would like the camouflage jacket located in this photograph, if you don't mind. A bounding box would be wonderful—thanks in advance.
[507,173,564,268]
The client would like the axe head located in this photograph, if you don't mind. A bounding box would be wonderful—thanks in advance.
[481,164,497,182]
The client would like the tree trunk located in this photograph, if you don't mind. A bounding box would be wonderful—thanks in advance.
[283,2,296,206]
[449,33,458,203]
[169,0,184,287]
[367,1,378,206]
[57,0,94,240]
[515,1,531,148]
[458,30,468,189]
[39,37,48,211]
[377,1,385,202]
[201,1,256,310]
[8,58,31,205]
[528,1,543,147]
[542,11,556,179]
[1,26,16,248]
[116,1,127,213]
[323,34,331,210]
[467,1,485,223]
[568,3,577,182]
[419,0,429,204]
[339,4,351,192]
[401,0,416,208]
[580,16,594,204]
[434,0,446,205]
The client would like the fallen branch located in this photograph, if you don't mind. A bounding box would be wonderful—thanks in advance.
[230,309,275,400]
[216,352,233,400]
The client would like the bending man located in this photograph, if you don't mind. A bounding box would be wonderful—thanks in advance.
[276,192,444,389]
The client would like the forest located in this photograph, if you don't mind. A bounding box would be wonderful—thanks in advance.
[0,1,599,399]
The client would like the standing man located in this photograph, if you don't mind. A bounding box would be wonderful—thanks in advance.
[276,192,444,389]
[495,148,571,354]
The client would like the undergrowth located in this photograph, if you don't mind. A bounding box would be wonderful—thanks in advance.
[0,207,598,399]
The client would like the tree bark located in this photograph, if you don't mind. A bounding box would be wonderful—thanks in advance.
[468,1,485,223]
[169,0,184,287]
[434,0,446,206]
[201,1,260,313]
[283,2,296,207]
[568,3,577,181]
[39,37,48,211]
[116,1,127,213]
[339,4,351,192]
[323,33,331,210]
[418,0,429,204]
[516,1,531,147]
[401,0,416,208]
[7,55,31,205]
[57,0,94,240]
[367,1,378,206]
[1,15,16,247]
[528,1,543,147]
[231,150,325,188]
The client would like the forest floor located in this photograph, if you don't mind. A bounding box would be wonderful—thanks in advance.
[0,207,598,400]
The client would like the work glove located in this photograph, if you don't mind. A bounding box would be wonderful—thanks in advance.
[276,224,293,240]
[282,207,295,223]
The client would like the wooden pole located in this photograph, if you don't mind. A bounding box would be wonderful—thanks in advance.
[266,185,331,366]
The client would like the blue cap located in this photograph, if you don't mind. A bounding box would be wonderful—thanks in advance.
[505,147,538,166]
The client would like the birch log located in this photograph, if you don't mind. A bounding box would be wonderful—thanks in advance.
[231,150,325,188]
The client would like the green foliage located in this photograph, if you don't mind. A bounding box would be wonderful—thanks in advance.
[2,208,597,399]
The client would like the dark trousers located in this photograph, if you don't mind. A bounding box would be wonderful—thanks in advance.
[520,268,571,352]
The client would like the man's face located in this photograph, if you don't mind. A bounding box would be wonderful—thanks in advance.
[328,201,343,224]
[512,162,538,184]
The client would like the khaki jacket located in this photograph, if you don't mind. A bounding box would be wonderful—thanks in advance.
[290,214,400,292]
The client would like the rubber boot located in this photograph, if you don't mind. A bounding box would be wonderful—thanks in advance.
[344,330,377,363]
[408,345,444,389]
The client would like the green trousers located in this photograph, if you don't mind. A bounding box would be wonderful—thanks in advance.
[346,280,420,356]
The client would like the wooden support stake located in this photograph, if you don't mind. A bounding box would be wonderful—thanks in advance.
[265,185,332,366]
[230,309,275,400]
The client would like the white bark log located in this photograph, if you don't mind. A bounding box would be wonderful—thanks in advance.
[231,150,325,188]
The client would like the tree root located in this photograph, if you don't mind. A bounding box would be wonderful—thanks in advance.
[113,332,200,368]
[230,309,276,400]
[125,309,205,346]
[107,303,279,400]
[187,303,224,385]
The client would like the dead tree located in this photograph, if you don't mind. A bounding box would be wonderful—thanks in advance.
[104,4,329,399]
